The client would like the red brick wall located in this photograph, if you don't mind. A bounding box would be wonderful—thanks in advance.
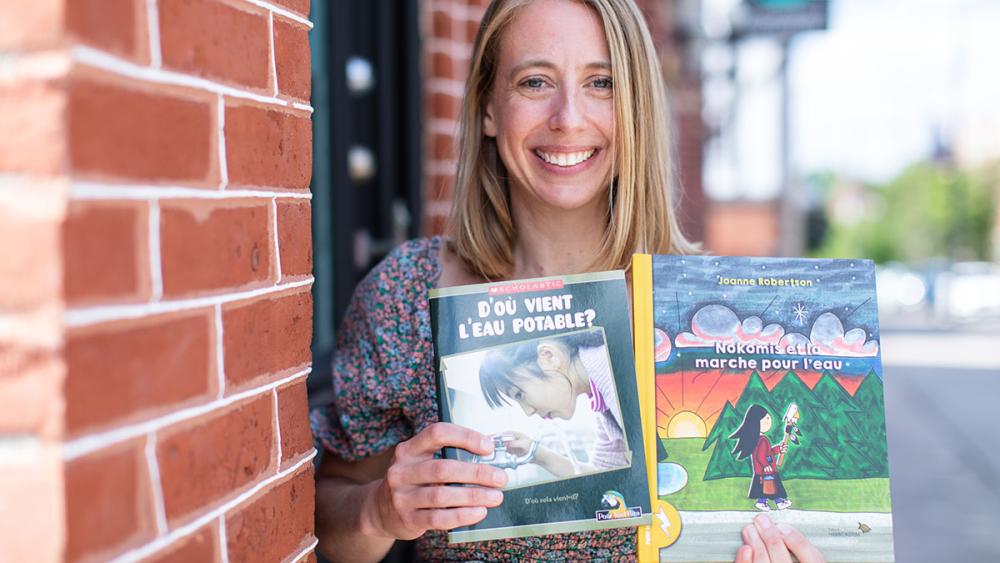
[419,0,706,242]
[0,1,316,561]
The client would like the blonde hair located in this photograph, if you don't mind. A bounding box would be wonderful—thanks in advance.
[445,0,697,280]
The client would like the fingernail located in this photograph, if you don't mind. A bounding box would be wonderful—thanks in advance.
[777,523,793,535]
[481,436,493,452]
[493,470,507,486]
[488,489,503,504]
[741,525,752,542]
[755,514,772,529]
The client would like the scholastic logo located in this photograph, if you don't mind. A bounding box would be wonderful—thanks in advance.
[595,490,642,522]
[488,279,564,295]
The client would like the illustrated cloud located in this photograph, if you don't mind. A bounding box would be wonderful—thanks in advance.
[673,305,879,357]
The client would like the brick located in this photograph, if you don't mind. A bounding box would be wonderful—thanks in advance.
[432,9,456,41]
[225,102,311,189]
[273,17,311,100]
[143,521,218,563]
[65,439,156,562]
[431,52,460,82]
[430,92,461,121]
[0,206,61,311]
[159,0,270,90]
[0,0,63,50]
[222,290,311,389]
[65,311,214,435]
[64,201,149,306]
[67,0,146,62]
[0,82,66,175]
[158,395,274,525]
[431,132,456,161]
[68,76,216,184]
[467,16,483,43]
[276,200,311,278]
[277,381,312,466]
[272,0,309,17]
[160,200,272,297]
[225,468,314,563]
[427,174,454,202]
[0,345,61,436]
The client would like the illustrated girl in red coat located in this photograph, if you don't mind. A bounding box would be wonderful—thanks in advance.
[729,404,791,511]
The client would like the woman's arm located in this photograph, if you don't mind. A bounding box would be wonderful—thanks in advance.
[315,423,508,563]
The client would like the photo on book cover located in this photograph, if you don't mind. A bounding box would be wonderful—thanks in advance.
[441,327,633,490]
[430,271,651,543]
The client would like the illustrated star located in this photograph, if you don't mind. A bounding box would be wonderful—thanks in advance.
[793,303,809,324]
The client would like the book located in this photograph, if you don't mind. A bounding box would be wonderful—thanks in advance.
[430,271,652,543]
[633,254,895,562]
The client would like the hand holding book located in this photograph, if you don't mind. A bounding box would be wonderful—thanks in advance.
[364,422,507,540]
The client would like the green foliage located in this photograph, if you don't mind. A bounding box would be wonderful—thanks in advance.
[700,371,889,480]
[813,161,998,262]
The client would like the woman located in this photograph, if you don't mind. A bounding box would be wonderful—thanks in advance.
[478,329,628,477]
[312,0,824,561]
[730,404,792,512]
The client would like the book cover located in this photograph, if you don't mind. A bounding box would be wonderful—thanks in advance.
[430,271,652,543]
[633,255,894,562]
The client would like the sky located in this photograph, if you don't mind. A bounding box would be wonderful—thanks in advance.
[702,0,1000,199]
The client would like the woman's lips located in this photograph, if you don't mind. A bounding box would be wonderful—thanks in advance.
[534,148,597,167]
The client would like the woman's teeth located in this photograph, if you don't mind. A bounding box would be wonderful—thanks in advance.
[535,149,596,167]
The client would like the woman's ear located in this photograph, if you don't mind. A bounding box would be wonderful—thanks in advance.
[484,98,497,138]
[536,342,563,370]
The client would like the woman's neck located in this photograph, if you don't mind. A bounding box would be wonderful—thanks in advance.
[508,194,607,279]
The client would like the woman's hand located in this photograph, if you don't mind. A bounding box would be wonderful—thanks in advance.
[363,422,508,541]
[736,514,826,563]
[500,431,534,457]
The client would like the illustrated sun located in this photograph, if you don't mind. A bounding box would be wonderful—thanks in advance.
[666,410,707,438]
[793,302,809,324]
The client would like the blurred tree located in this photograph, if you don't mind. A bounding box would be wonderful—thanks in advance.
[812,161,998,263]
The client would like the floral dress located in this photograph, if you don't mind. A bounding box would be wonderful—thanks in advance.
[310,237,636,562]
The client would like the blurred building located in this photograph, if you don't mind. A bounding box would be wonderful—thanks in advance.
[1,1,316,561]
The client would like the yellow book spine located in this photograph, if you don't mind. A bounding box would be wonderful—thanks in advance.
[631,254,657,563]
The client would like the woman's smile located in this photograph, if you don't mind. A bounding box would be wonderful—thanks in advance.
[533,146,601,173]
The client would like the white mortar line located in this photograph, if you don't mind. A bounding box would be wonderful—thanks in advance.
[62,367,311,461]
[219,516,230,563]
[218,96,229,189]
[268,11,279,96]
[72,182,312,201]
[146,0,162,67]
[271,198,282,285]
[0,51,72,83]
[272,389,283,470]
[108,451,317,563]
[215,304,226,399]
[242,0,313,29]
[145,433,169,535]
[65,277,313,327]
[427,78,466,98]
[149,201,163,301]
[291,538,320,563]
[427,160,458,176]
[290,101,312,112]
[72,46,314,112]
[428,118,460,135]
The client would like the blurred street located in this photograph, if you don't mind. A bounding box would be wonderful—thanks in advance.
[882,314,1000,562]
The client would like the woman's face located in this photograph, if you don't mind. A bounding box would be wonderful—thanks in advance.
[506,369,577,420]
[483,0,616,213]
[760,413,773,433]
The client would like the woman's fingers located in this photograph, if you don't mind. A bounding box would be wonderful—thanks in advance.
[400,422,493,458]
[410,506,490,531]
[741,522,771,563]
[735,544,754,563]
[778,523,827,563]
[396,458,508,488]
[753,514,793,563]
[411,485,504,509]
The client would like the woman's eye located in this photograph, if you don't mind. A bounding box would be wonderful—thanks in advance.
[521,77,546,89]
[591,77,613,90]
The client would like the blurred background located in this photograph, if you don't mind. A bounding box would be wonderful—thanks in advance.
[312,1,999,561]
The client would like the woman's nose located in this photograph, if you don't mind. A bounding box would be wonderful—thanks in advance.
[548,88,585,132]
[520,402,535,417]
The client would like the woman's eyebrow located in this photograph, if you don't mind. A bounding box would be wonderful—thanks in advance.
[509,59,612,80]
